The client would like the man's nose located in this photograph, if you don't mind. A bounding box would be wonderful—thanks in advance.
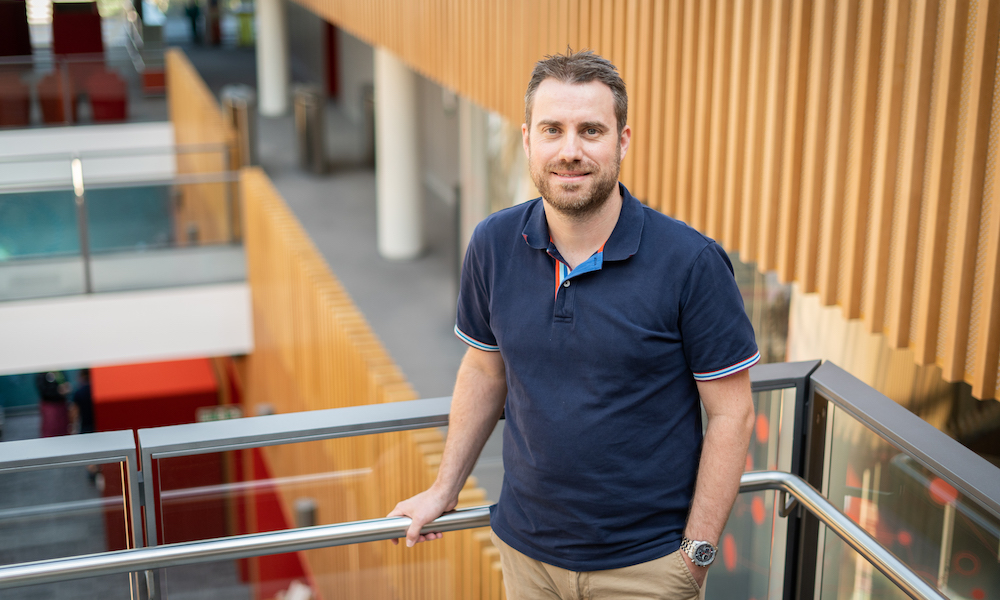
[558,133,584,162]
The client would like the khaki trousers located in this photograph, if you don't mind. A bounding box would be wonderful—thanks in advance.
[492,530,706,600]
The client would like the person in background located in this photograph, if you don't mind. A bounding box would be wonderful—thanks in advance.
[36,371,70,438]
[71,368,95,435]
[185,0,202,44]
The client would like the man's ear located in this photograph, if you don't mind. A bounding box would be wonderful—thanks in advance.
[619,125,632,160]
[522,123,531,158]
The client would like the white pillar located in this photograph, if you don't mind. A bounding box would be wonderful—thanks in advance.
[458,97,489,259]
[255,0,289,116]
[375,48,422,260]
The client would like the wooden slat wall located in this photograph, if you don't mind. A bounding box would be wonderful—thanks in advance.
[241,168,504,600]
[294,0,1000,400]
[164,48,236,244]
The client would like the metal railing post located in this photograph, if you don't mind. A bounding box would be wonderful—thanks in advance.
[71,157,92,294]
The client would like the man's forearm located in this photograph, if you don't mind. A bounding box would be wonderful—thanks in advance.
[430,348,507,503]
[685,370,755,545]
[389,347,507,546]
[683,413,753,544]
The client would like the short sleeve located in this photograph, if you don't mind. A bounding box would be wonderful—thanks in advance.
[679,242,759,380]
[455,224,500,352]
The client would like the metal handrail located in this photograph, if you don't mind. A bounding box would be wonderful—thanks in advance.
[0,471,948,600]
[739,471,947,600]
[0,171,241,195]
[0,144,231,165]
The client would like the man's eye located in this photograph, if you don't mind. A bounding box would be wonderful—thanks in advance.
[545,127,558,134]
[586,128,598,135]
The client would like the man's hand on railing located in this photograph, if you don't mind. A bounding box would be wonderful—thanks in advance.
[387,486,458,547]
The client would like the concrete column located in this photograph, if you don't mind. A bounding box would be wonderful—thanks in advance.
[255,0,289,116]
[458,97,489,258]
[375,47,422,259]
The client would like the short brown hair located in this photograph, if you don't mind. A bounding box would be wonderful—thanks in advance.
[524,49,628,134]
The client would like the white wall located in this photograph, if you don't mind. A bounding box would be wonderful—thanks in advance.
[0,283,253,375]
[0,122,177,187]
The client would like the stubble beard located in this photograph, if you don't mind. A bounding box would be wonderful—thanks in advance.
[530,151,621,220]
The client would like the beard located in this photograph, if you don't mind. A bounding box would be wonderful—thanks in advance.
[529,151,621,220]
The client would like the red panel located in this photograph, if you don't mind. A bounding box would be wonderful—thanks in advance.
[93,358,217,402]
[154,453,228,543]
[92,358,225,546]
[249,448,312,600]
[143,69,166,95]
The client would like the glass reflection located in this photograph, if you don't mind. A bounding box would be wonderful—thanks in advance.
[0,463,133,599]
[820,403,1000,600]
[707,387,797,600]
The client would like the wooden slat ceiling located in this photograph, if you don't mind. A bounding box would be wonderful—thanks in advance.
[292,0,1000,401]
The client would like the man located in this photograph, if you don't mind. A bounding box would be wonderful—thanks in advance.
[390,50,758,599]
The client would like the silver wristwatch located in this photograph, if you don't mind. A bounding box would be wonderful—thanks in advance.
[680,537,717,567]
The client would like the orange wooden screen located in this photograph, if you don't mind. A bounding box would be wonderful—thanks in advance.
[242,168,505,599]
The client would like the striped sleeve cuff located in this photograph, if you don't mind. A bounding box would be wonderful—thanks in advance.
[692,351,761,381]
[454,325,500,352]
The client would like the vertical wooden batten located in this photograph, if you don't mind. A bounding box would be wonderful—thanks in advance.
[940,0,1000,381]
[756,0,791,273]
[864,0,909,334]
[797,0,836,293]
[840,0,885,319]
[777,0,814,283]
[690,0,717,233]
[912,0,968,365]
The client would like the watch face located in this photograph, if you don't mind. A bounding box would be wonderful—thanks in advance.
[692,542,716,567]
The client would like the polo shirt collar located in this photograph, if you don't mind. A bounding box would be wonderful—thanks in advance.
[521,183,644,261]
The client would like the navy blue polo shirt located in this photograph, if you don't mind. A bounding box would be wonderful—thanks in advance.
[455,184,759,571]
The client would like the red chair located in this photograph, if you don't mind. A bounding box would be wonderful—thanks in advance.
[51,1,104,111]
[37,71,77,123]
[0,0,31,58]
[52,2,103,56]
[0,71,31,127]
[86,69,128,121]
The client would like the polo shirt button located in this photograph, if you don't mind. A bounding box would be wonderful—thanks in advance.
[563,280,571,287]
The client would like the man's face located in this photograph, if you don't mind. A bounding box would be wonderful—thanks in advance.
[522,78,630,218]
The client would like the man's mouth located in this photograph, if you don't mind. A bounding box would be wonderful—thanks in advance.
[552,171,590,180]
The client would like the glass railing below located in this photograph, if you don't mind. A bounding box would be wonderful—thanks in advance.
[707,386,797,599]
[0,361,994,600]
[0,430,142,599]
[0,171,243,302]
[0,52,165,130]
[818,401,1000,600]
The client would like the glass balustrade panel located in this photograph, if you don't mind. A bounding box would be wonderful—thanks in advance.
[0,189,85,300]
[86,179,245,293]
[706,387,798,600]
[0,462,135,600]
[160,538,507,600]
[818,401,1000,600]
[0,177,243,301]
[154,428,494,599]
[0,64,33,132]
